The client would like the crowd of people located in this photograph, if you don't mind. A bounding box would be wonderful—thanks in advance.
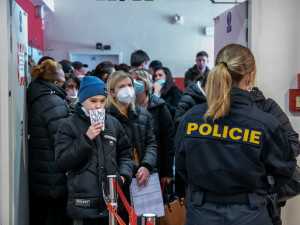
[27,45,299,225]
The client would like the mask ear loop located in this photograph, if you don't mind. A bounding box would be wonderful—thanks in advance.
[246,75,253,92]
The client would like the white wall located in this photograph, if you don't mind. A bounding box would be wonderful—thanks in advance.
[249,0,300,224]
[0,0,13,224]
[44,0,232,77]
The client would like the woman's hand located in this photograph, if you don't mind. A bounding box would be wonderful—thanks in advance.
[161,177,172,184]
[121,176,126,184]
[152,82,162,96]
[136,166,150,186]
[86,122,103,140]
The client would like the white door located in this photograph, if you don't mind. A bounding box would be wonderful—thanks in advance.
[70,52,122,73]
[214,1,248,56]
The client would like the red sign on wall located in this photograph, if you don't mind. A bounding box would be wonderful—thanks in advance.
[289,74,300,111]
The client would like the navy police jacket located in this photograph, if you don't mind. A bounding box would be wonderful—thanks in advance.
[175,87,296,195]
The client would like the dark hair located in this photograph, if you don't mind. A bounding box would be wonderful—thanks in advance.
[93,61,114,80]
[65,73,81,89]
[115,63,130,73]
[38,56,55,65]
[59,61,74,74]
[196,51,209,59]
[153,67,175,96]
[130,50,150,67]
[149,60,163,69]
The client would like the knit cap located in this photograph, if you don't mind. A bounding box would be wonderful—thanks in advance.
[79,76,107,102]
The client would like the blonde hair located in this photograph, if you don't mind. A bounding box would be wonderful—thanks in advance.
[30,59,62,82]
[131,69,152,95]
[204,44,256,121]
[106,71,135,112]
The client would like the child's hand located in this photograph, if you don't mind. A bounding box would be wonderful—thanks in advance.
[86,122,103,140]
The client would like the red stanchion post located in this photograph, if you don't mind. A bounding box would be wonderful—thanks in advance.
[107,175,118,225]
[141,213,156,225]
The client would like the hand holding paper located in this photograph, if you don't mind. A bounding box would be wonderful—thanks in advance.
[86,122,103,140]
[90,109,105,131]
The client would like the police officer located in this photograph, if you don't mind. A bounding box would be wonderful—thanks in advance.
[175,44,296,225]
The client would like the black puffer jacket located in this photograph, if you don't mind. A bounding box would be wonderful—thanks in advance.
[252,87,300,159]
[55,104,133,219]
[174,81,207,131]
[161,86,183,120]
[27,77,71,198]
[184,65,210,87]
[106,104,157,174]
[148,94,175,178]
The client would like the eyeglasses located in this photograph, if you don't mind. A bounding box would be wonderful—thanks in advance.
[56,79,65,83]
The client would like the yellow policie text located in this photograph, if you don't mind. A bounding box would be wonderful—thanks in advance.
[186,122,263,146]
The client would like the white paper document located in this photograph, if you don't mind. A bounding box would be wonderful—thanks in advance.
[130,173,165,217]
[90,109,105,131]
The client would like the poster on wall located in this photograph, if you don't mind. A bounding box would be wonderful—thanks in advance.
[13,2,28,87]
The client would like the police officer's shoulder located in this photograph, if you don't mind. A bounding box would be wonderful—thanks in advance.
[248,107,281,130]
[182,103,208,121]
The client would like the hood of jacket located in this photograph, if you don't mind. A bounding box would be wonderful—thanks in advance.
[187,65,210,76]
[148,93,165,110]
[106,102,140,123]
[27,77,67,106]
[252,87,266,102]
[183,81,207,102]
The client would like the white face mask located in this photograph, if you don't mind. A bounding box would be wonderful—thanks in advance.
[77,74,85,81]
[81,105,90,117]
[117,86,135,105]
[66,89,78,101]
[143,62,149,70]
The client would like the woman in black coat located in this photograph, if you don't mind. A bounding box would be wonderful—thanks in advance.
[27,59,71,225]
[152,67,183,119]
[131,69,175,183]
[55,76,133,225]
[105,71,157,224]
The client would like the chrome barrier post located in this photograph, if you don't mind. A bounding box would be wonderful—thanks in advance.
[107,175,118,225]
[141,213,156,225]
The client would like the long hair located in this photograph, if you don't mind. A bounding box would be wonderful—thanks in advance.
[153,67,175,96]
[105,70,135,112]
[31,59,62,82]
[130,69,152,95]
[204,44,256,121]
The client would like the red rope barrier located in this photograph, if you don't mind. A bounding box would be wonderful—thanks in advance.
[104,179,137,225]
[106,203,126,225]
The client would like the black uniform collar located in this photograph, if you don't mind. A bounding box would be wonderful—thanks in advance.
[230,87,253,107]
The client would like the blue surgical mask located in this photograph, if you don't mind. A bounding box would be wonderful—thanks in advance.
[156,79,166,86]
[134,80,144,95]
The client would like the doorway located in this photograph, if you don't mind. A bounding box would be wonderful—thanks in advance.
[69,52,122,73]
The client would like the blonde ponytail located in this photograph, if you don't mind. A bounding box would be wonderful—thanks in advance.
[204,64,232,121]
[204,44,256,121]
